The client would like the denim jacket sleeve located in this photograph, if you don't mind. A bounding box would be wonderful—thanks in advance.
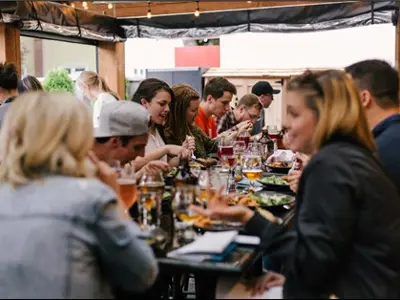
[93,199,158,293]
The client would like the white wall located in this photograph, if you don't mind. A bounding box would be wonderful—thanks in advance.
[220,24,395,69]
[125,38,184,78]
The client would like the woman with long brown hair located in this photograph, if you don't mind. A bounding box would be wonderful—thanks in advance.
[193,70,400,298]
[165,84,218,158]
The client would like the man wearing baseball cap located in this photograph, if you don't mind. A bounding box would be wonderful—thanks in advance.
[251,81,280,135]
[93,101,152,165]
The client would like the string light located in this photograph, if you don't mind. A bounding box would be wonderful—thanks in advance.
[194,1,200,17]
[147,1,152,18]
[108,3,113,9]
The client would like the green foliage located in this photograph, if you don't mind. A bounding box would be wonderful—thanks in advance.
[43,69,74,93]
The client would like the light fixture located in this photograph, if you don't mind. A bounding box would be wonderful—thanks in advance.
[82,1,88,8]
[71,2,75,8]
[194,1,200,17]
[147,1,152,18]
[247,1,252,3]
[108,2,113,9]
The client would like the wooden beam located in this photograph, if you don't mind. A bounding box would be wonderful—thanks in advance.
[78,1,329,18]
[97,42,126,99]
[0,23,21,77]
[396,17,400,72]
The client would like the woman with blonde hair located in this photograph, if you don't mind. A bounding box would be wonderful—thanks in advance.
[193,70,400,298]
[0,92,158,298]
[76,71,119,127]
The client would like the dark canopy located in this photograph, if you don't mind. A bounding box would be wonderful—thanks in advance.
[0,1,397,42]
[120,1,398,39]
[0,1,126,43]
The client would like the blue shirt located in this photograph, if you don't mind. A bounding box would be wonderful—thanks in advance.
[373,113,400,188]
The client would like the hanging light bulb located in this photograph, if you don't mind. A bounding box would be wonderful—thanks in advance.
[194,1,200,17]
[108,3,113,9]
[147,1,152,18]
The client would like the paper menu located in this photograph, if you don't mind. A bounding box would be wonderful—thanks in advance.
[168,231,238,257]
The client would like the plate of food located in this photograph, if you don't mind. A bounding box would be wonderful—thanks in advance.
[192,215,245,233]
[190,158,219,169]
[257,174,292,192]
[266,161,292,174]
[228,192,295,214]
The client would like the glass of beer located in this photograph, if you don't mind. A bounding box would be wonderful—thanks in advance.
[242,154,263,192]
[110,161,137,210]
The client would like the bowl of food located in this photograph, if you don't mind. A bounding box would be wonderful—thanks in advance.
[266,161,292,174]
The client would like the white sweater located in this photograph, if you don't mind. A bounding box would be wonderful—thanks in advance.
[92,93,117,128]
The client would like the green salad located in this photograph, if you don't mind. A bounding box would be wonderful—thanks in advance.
[250,193,293,206]
[259,175,289,186]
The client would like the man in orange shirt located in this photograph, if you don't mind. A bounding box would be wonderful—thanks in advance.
[195,77,237,138]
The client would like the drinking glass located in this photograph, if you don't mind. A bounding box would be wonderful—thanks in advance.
[198,169,211,207]
[110,161,137,210]
[222,154,236,193]
[237,130,251,149]
[248,142,263,156]
[173,186,197,245]
[218,138,234,163]
[233,140,246,165]
[138,172,166,239]
[241,154,263,192]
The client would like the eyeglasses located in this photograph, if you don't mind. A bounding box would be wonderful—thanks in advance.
[243,106,259,121]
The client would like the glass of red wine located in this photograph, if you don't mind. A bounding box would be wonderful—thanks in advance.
[218,138,234,162]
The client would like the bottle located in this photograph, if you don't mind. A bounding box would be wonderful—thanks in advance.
[258,128,274,162]
[174,157,190,187]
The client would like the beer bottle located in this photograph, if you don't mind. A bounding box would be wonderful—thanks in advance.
[258,128,274,162]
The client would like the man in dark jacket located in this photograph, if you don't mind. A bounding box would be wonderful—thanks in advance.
[345,59,400,187]
[0,62,19,127]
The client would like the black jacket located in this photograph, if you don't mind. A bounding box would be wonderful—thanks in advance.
[246,135,400,298]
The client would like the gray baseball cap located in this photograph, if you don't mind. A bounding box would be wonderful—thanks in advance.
[94,101,150,138]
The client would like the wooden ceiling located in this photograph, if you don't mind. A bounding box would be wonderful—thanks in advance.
[72,1,338,18]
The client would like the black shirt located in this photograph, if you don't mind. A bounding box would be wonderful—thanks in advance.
[245,135,400,298]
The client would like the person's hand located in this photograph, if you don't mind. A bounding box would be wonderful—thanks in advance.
[142,160,170,175]
[296,152,310,168]
[182,135,196,152]
[287,169,302,193]
[88,151,129,219]
[179,148,192,160]
[236,120,253,133]
[165,145,183,157]
[245,272,285,296]
[88,151,119,192]
[190,187,255,224]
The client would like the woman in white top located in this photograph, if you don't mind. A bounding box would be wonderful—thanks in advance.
[76,71,119,127]
[132,78,194,168]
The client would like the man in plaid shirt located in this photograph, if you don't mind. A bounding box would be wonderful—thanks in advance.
[217,93,262,134]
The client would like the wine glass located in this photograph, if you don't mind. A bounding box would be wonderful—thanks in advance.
[248,142,263,156]
[241,153,263,192]
[233,140,246,165]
